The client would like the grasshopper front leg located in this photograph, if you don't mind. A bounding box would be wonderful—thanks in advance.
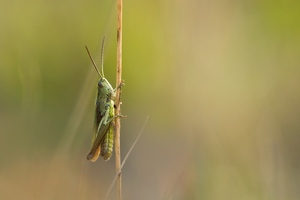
[113,80,125,92]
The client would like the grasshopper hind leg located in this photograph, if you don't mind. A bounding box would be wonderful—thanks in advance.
[100,122,115,161]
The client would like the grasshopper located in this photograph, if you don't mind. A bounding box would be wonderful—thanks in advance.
[85,36,117,162]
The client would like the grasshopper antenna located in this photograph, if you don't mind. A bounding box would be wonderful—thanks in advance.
[100,35,106,78]
[85,45,103,78]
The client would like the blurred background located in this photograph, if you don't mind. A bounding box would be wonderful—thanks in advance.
[1,0,300,199]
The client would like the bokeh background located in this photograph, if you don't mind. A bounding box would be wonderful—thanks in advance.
[1,0,300,199]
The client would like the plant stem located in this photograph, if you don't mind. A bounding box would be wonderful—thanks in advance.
[115,0,123,199]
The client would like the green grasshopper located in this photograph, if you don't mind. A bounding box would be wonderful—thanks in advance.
[85,37,116,162]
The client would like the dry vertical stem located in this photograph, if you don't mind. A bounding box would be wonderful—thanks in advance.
[115,0,123,199]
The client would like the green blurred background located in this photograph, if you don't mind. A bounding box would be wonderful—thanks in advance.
[1,0,300,199]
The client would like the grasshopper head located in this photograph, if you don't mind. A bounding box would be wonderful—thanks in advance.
[98,77,113,92]
[98,78,106,88]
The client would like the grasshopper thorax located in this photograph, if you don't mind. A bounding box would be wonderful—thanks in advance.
[98,77,113,90]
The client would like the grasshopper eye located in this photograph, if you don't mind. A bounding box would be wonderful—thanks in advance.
[98,80,104,88]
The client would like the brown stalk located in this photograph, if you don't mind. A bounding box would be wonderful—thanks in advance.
[115,0,123,199]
